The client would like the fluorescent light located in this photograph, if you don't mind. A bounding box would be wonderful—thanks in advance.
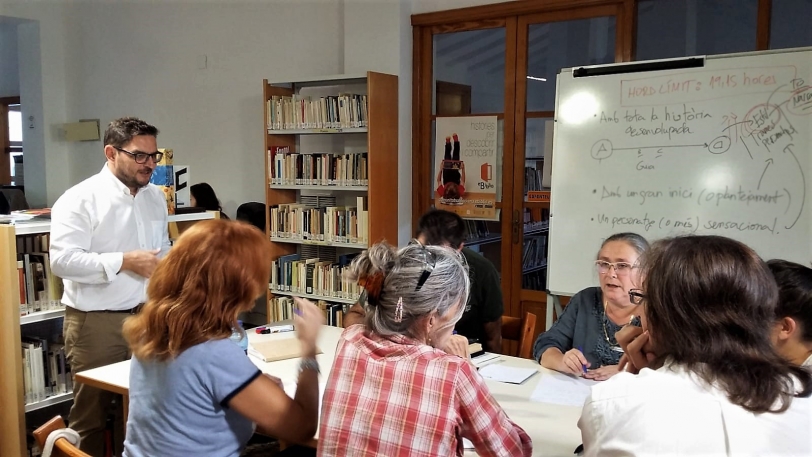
[527,76,547,82]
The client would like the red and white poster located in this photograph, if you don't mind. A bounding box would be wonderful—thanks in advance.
[434,116,498,220]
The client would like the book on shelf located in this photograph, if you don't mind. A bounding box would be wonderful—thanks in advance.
[269,296,349,326]
[268,147,369,187]
[271,253,360,301]
[270,197,368,245]
[16,234,65,316]
[266,93,368,131]
[21,337,72,405]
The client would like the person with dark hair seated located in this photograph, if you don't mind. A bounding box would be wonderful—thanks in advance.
[344,209,504,354]
[190,182,229,219]
[586,235,812,456]
[768,259,812,367]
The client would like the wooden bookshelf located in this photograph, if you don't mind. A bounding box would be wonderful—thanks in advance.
[1,225,26,457]
[263,71,398,322]
[0,211,216,456]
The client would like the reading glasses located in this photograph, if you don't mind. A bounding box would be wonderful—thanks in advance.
[114,147,164,165]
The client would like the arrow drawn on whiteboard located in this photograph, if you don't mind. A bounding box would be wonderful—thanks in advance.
[758,159,773,190]
[783,143,804,230]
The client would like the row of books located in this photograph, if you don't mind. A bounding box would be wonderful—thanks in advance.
[17,234,64,315]
[522,269,547,290]
[266,93,368,130]
[21,337,73,405]
[268,147,369,187]
[270,199,368,245]
[269,296,350,327]
[271,253,361,300]
[525,165,547,193]
[523,232,548,272]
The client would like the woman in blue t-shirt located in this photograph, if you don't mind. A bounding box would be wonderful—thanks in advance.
[122,219,324,457]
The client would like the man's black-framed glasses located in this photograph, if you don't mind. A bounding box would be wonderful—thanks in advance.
[114,147,163,165]
[405,239,436,291]
[629,289,646,305]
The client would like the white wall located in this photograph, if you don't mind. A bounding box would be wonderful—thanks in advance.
[0,22,19,98]
[343,0,412,244]
[58,1,342,216]
[412,0,513,15]
[0,5,71,208]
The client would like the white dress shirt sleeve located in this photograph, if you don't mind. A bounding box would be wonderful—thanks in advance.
[49,203,123,284]
[157,204,171,259]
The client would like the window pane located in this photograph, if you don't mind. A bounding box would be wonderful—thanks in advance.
[526,17,616,112]
[637,0,758,60]
[770,0,812,49]
[433,28,506,114]
[9,109,22,143]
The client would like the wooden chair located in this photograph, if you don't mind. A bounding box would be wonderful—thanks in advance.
[33,416,90,457]
[501,312,537,359]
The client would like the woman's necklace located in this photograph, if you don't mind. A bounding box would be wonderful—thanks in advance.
[603,301,636,353]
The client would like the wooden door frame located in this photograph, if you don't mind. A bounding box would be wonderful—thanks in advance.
[411,0,635,318]
[511,3,632,321]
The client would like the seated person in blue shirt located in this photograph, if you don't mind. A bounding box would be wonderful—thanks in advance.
[532,232,648,381]
[122,219,325,457]
[768,259,812,367]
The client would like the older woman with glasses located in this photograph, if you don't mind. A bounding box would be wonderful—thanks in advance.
[318,241,531,457]
[581,235,812,455]
[532,232,649,381]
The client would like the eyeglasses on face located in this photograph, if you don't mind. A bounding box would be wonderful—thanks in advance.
[595,260,636,276]
[114,147,163,165]
[629,289,646,305]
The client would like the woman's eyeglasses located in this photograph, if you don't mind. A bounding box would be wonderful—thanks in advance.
[114,147,164,165]
[628,289,646,305]
[595,260,636,276]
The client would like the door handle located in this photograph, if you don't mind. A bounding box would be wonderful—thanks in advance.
[512,210,520,244]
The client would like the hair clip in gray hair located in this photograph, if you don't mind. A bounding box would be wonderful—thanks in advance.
[395,297,404,322]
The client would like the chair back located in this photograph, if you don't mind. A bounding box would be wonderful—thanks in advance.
[33,416,91,457]
[501,312,537,359]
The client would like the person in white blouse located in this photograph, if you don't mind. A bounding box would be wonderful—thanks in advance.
[579,235,812,457]
[49,117,171,456]
[768,259,812,368]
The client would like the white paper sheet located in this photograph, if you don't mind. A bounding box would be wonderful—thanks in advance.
[530,371,597,407]
[477,364,537,384]
[463,438,474,449]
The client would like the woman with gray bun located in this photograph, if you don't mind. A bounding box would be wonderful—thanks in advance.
[318,241,531,457]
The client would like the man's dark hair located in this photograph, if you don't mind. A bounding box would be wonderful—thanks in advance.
[767,259,812,342]
[416,209,466,249]
[104,117,159,149]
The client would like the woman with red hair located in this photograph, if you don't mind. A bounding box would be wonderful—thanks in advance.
[122,219,324,457]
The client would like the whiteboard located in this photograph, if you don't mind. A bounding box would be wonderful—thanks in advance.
[547,48,812,296]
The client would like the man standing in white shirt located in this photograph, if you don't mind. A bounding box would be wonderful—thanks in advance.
[50,117,171,456]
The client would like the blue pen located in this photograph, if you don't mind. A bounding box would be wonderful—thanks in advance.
[578,346,587,374]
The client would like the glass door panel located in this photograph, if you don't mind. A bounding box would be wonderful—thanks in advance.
[521,16,617,292]
[433,28,509,274]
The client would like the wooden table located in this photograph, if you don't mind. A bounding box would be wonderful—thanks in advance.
[75,325,584,456]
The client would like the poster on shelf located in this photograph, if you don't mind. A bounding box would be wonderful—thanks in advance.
[434,116,498,221]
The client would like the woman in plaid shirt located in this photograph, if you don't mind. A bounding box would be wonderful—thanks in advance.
[318,242,532,456]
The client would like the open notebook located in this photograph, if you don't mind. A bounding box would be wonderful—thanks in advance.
[247,339,322,363]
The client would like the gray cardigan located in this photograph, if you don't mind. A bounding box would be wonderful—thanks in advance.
[532,287,632,368]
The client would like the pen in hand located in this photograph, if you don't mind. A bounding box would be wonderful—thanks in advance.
[578,346,587,374]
